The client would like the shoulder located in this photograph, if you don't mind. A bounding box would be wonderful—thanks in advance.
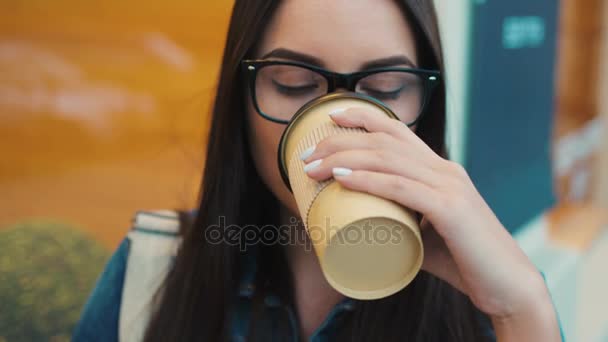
[72,210,183,342]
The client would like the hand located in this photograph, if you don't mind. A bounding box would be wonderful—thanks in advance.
[300,107,558,326]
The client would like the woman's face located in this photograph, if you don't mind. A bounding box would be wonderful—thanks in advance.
[247,0,418,217]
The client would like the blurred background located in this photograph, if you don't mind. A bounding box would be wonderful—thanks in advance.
[0,0,606,341]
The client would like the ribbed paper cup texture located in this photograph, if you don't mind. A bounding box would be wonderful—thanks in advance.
[282,94,423,300]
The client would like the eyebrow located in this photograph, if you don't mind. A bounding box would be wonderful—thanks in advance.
[360,55,416,70]
[261,48,417,70]
[261,48,324,67]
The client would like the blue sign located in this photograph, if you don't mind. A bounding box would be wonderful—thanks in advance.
[465,1,559,232]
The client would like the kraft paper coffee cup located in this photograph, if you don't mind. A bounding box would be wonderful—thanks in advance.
[278,92,423,300]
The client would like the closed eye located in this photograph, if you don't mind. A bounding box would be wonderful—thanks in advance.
[272,79,319,96]
[359,85,406,100]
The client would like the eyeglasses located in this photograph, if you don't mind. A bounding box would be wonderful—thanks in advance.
[241,59,441,126]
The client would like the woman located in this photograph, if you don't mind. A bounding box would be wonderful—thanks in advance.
[74,0,563,341]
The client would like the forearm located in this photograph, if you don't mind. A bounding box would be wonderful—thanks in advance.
[491,289,562,342]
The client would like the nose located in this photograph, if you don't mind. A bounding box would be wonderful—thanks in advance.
[333,88,350,93]
[328,78,357,93]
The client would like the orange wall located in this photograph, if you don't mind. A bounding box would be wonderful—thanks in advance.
[0,1,234,247]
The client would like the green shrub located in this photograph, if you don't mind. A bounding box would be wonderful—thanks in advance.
[0,221,109,342]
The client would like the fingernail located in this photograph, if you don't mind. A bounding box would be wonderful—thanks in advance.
[328,108,347,117]
[300,145,316,160]
[332,167,352,177]
[303,159,322,173]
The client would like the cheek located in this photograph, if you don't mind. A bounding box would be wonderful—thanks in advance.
[247,104,300,217]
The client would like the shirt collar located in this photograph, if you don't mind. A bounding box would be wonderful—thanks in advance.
[234,245,357,342]
[236,246,357,311]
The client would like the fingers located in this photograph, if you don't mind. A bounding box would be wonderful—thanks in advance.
[330,169,439,218]
[301,132,430,169]
[303,149,441,188]
[329,107,434,153]
[301,132,394,162]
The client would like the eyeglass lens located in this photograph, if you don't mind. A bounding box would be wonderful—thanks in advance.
[254,64,424,123]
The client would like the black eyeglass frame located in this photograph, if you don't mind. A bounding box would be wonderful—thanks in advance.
[241,59,441,126]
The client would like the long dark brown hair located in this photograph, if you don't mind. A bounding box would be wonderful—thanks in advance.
[144,1,490,341]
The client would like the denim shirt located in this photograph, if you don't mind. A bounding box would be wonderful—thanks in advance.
[72,235,360,342]
[72,210,564,342]
[73,237,130,342]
